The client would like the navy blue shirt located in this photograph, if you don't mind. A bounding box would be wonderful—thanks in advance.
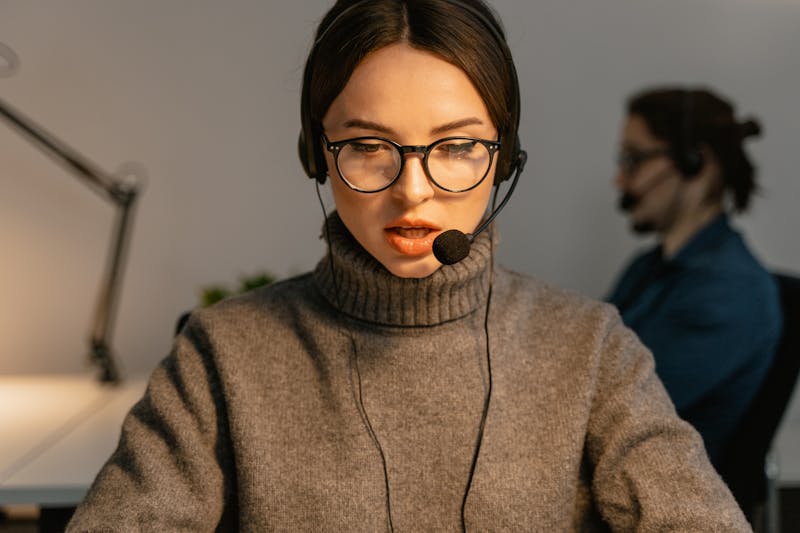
[607,214,782,465]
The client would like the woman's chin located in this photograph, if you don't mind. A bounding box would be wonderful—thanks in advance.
[382,255,442,279]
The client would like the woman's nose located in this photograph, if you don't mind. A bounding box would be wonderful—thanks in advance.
[391,155,435,205]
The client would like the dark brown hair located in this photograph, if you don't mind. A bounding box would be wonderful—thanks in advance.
[628,86,762,212]
[300,0,519,182]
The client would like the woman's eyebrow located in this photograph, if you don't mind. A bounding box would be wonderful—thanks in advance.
[430,117,484,135]
[343,118,396,135]
[342,117,485,137]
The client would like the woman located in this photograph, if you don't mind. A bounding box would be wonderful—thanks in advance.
[69,2,750,531]
[607,87,782,468]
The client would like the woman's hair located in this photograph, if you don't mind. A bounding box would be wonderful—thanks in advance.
[300,0,519,182]
[627,86,763,212]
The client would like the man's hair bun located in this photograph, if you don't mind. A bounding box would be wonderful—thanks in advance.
[738,118,762,140]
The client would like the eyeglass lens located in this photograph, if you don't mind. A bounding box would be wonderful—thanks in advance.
[337,138,492,192]
[617,149,669,174]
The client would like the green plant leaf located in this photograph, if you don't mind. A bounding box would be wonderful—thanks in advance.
[201,286,232,307]
[238,272,276,293]
[199,271,276,307]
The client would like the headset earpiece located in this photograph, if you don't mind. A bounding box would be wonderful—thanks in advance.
[493,133,521,185]
[677,147,704,178]
[298,127,327,184]
[299,51,328,184]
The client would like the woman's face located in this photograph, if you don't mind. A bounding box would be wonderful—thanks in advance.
[322,42,498,278]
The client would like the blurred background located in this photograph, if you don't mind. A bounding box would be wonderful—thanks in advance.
[1,0,797,374]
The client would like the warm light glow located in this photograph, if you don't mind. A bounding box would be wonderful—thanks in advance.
[0,375,109,482]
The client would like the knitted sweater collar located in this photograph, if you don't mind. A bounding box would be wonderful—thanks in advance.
[313,212,493,327]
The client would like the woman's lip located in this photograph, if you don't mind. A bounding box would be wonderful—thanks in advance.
[384,218,442,231]
[383,218,442,256]
[384,227,441,256]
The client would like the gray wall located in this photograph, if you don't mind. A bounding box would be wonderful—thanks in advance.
[1,1,798,380]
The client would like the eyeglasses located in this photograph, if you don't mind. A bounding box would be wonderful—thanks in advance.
[322,134,501,193]
[616,148,671,175]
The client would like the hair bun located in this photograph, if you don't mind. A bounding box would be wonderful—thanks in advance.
[738,118,762,139]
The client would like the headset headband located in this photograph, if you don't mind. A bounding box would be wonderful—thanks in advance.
[298,0,523,185]
[674,89,704,178]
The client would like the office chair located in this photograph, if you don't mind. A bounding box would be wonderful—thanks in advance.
[717,273,800,533]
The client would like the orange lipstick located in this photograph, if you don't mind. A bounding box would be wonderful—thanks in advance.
[384,218,441,256]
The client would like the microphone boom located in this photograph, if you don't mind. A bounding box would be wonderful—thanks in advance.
[432,151,527,265]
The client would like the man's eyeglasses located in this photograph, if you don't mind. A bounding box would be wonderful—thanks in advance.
[322,134,501,193]
[616,148,671,175]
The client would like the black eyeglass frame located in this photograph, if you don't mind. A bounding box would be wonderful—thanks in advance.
[322,134,501,193]
[616,147,672,175]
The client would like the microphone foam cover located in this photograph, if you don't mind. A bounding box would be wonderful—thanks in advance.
[433,229,471,265]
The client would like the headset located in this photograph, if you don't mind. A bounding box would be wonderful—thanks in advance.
[673,89,705,178]
[298,0,524,188]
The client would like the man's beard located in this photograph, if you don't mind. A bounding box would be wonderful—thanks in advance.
[631,220,656,234]
[618,193,656,234]
[617,192,638,212]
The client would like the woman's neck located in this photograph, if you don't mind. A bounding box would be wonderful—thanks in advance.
[313,212,493,327]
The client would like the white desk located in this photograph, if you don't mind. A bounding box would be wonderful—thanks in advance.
[0,374,147,506]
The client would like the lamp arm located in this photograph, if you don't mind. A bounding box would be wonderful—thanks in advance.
[0,97,133,205]
[0,96,143,384]
[89,190,138,384]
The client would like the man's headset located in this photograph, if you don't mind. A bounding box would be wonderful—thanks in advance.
[297,0,524,187]
[673,89,705,178]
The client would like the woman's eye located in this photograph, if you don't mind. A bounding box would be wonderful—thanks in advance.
[438,141,477,155]
[350,142,385,153]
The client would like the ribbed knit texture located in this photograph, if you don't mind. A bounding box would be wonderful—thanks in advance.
[314,212,492,326]
[68,215,752,532]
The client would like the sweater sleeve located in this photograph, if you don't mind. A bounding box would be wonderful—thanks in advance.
[66,315,237,532]
[585,312,751,532]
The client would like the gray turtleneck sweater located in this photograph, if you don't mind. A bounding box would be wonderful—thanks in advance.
[68,215,750,532]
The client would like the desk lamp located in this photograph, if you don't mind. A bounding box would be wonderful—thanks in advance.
[1,42,143,384]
